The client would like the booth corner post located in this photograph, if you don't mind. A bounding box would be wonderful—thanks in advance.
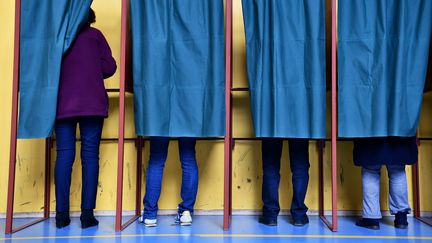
[412,134,432,226]
[5,0,52,235]
[318,0,338,232]
[115,0,143,232]
[223,0,234,231]
[412,38,432,226]
[115,0,129,231]
[5,0,21,233]
[330,0,338,231]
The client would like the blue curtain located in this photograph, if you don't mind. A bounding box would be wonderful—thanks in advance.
[338,0,432,137]
[130,0,225,137]
[18,0,93,138]
[242,0,326,138]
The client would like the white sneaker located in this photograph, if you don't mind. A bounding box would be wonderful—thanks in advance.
[139,211,157,227]
[144,218,157,227]
[175,210,192,226]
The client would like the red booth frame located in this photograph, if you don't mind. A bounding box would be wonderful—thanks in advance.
[5,0,144,234]
[221,0,339,232]
[8,0,430,235]
[4,0,339,234]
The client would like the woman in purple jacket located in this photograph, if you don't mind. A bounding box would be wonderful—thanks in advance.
[54,9,116,229]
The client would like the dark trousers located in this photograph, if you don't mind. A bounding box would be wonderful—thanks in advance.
[54,117,103,212]
[143,137,198,219]
[262,138,310,220]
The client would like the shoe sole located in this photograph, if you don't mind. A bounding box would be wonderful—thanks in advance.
[180,222,192,226]
[293,222,308,227]
[56,224,70,229]
[356,225,380,230]
[395,224,408,229]
[144,223,157,227]
[258,221,277,226]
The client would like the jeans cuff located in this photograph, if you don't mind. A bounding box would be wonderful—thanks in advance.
[390,208,411,215]
[143,210,157,219]
[178,205,194,214]
[362,213,382,219]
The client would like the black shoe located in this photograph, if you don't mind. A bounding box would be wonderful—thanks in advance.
[292,215,309,226]
[80,209,99,229]
[258,216,277,226]
[355,218,380,230]
[394,212,408,229]
[56,211,71,229]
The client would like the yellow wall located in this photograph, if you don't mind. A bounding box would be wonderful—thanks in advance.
[0,0,15,215]
[1,0,431,215]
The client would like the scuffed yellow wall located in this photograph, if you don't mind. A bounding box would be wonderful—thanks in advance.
[0,0,15,215]
[0,0,431,215]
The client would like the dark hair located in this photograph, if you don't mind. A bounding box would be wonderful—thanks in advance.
[88,8,96,24]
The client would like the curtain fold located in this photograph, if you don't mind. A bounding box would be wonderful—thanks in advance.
[338,0,432,137]
[130,0,225,137]
[242,0,327,138]
[18,0,93,138]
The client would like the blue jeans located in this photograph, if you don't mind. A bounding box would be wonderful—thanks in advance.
[262,138,310,220]
[143,137,198,219]
[54,117,104,212]
[362,165,411,219]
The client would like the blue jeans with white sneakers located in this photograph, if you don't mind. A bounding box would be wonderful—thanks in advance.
[143,137,198,220]
[361,165,411,219]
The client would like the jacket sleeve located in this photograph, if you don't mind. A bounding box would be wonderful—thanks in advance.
[96,30,117,79]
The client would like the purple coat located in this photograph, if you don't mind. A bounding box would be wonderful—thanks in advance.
[56,25,117,119]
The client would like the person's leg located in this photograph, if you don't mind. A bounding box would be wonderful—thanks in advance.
[361,165,382,219]
[356,165,382,229]
[79,116,104,228]
[387,164,410,228]
[178,137,198,213]
[143,137,170,220]
[261,138,283,224]
[54,118,77,228]
[177,137,198,225]
[288,139,310,225]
